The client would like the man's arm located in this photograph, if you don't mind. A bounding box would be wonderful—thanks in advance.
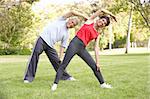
[62,11,88,20]
[94,35,100,71]
[59,46,65,61]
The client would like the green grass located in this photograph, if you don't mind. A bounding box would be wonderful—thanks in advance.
[0,53,149,99]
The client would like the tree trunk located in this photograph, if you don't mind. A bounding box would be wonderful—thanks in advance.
[125,4,133,54]
[148,37,150,50]
[109,23,113,50]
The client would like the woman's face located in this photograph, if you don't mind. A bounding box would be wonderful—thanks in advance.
[66,19,78,28]
[96,18,107,28]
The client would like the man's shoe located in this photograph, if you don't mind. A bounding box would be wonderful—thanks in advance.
[24,80,30,83]
[67,77,76,81]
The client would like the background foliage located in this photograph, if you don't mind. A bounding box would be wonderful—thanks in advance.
[0,0,149,55]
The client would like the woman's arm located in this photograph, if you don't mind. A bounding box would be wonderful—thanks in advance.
[100,9,117,22]
[94,35,100,71]
[87,9,116,22]
[62,11,88,20]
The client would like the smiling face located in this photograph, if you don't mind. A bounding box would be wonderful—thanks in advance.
[96,18,108,28]
[95,16,110,28]
[66,18,79,28]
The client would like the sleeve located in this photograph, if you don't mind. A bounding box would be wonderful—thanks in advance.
[61,33,69,48]
[57,16,66,21]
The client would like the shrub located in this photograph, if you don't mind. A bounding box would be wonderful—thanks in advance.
[0,48,31,55]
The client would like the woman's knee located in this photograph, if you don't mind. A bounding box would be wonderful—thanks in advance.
[90,64,97,71]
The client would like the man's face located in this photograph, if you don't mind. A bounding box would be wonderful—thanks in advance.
[66,19,78,28]
[96,18,107,28]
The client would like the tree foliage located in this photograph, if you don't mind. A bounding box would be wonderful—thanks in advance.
[0,0,149,55]
[129,0,150,29]
[0,1,36,54]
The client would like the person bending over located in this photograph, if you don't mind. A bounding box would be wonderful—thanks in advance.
[23,11,87,83]
[51,9,116,91]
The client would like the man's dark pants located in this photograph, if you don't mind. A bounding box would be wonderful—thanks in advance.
[24,37,71,82]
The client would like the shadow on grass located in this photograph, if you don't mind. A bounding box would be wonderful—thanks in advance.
[102,53,150,56]
[0,87,8,99]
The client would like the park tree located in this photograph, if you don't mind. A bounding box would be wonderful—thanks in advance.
[0,0,149,55]
[125,0,150,53]
[130,0,150,49]
[0,0,38,54]
[105,0,149,53]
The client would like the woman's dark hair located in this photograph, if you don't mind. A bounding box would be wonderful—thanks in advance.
[100,16,110,26]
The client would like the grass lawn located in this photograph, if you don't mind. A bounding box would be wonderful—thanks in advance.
[0,53,149,99]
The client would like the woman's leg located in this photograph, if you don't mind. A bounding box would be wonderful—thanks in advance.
[54,42,77,84]
[44,46,72,80]
[77,49,105,84]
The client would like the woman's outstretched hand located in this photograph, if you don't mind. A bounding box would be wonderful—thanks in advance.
[96,63,100,71]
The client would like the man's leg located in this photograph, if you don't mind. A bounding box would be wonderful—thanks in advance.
[24,37,44,82]
[44,46,72,80]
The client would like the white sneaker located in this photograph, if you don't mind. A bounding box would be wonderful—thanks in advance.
[24,80,30,83]
[67,77,76,81]
[101,83,112,89]
[51,84,57,91]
